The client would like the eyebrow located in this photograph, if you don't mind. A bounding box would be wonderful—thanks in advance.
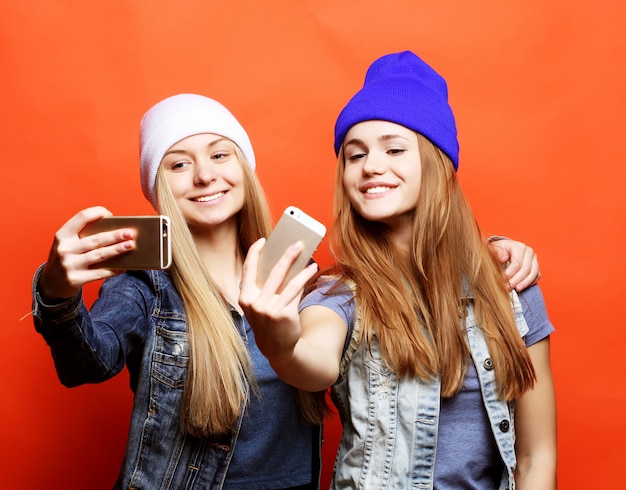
[344,133,412,148]
[379,134,412,142]
[163,136,231,157]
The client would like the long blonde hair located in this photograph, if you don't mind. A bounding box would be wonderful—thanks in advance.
[155,146,272,437]
[329,133,536,400]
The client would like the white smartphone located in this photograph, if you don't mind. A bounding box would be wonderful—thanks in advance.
[79,215,172,270]
[257,206,326,292]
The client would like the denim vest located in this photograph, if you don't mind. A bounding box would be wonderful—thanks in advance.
[330,290,529,490]
[32,266,319,489]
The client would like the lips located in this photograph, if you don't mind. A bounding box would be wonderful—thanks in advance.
[364,186,393,194]
[192,191,225,202]
[360,182,397,195]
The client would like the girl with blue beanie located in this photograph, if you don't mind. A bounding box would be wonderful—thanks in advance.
[31,94,320,489]
[240,51,556,489]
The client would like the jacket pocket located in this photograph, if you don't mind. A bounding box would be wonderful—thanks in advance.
[151,323,189,388]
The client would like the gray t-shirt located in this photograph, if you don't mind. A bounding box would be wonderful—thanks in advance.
[300,283,554,489]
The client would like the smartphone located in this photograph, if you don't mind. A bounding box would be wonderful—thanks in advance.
[257,206,326,292]
[79,216,172,270]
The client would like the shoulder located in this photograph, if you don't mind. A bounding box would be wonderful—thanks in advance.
[299,275,355,324]
[301,275,354,303]
[517,284,555,347]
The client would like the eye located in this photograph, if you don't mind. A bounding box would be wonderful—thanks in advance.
[170,160,191,170]
[211,151,231,162]
[346,152,367,162]
[387,148,406,156]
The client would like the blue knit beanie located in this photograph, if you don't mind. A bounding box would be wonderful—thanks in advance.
[334,51,459,170]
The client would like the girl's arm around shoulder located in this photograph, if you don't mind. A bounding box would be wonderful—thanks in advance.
[486,236,541,292]
[514,337,558,489]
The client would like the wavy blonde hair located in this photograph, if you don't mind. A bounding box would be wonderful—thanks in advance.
[327,133,536,401]
[155,146,272,436]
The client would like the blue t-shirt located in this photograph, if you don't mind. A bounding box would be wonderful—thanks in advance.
[223,313,313,489]
[300,283,554,489]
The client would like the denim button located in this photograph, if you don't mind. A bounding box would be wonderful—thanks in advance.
[457,306,467,318]
[483,358,494,370]
[499,419,510,432]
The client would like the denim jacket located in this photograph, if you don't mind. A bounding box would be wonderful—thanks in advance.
[32,266,319,489]
[330,290,529,490]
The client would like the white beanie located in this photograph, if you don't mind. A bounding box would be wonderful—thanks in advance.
[139,93,256,207]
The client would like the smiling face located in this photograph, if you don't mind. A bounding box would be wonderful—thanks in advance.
[159,133,245,232]
[342,120,422,234]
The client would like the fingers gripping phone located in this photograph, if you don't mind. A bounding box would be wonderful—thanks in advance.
[257,206,326,292]
[79,216,172,270]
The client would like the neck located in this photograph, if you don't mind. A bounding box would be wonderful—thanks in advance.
[386,222,413,259]
[192,222,244,313]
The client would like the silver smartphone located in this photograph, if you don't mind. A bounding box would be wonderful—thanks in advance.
[79,216,172,270]
[257,206,326,292]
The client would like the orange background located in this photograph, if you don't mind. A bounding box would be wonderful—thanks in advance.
[2,1,624,488]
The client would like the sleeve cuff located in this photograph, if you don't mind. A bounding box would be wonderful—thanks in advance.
[32,264,82,315]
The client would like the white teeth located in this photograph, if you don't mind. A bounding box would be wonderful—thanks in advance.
[365,186,391,194]
[194,192,224,202]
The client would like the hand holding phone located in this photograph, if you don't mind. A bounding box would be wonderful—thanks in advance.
[79,216,171,270]
[257,206,326,292]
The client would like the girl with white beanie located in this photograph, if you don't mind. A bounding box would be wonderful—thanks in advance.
[31,94,320,489]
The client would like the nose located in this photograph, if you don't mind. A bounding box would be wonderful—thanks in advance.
[193,160,216,186]
[361,152,385,175]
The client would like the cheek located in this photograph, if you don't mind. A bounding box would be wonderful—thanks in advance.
[342,181,361,206]
[225,169,247,202]
[163,175,185,198]
[403,164,422,197]
[228,176,246,201]
[223,162,245,186]
[342,166,358,189]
